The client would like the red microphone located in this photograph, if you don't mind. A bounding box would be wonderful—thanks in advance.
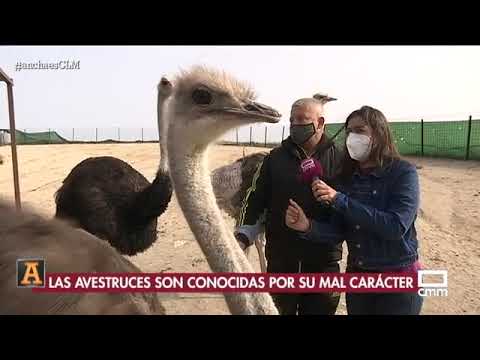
[299,157,323,184]
[299,158,330,206]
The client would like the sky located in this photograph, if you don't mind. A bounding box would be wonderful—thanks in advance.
[1,46,480,141]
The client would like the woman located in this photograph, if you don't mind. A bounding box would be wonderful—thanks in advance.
[285,105,423,315]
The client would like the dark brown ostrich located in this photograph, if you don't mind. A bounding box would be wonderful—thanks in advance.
[55,157,171,255]
[0,200,164,314]
[54,78,173,256]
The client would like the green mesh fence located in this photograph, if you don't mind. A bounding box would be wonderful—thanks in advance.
[423,120,468,159]
[390,122,422,156]
[325,123,346,152]
[469,119,480,160]
[325,119,480,160]
[9,130,69,144]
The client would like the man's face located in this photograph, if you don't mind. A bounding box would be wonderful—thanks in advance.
[290,105,325,135]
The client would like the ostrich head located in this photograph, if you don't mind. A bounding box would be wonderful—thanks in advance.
[168,65,281,152]
[158,76,173,96]
[312,92,337,104]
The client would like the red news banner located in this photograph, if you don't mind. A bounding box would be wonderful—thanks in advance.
[32,273,420,293]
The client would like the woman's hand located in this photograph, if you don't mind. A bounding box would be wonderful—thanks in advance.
[312,180,338,204]
[285,199,311,232]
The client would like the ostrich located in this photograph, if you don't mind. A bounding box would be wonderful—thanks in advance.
[211,152,268,272]
[313,93,337,103]
[211,152,268,222]
[0,200,165,315]
[54,78,174,256]
[166,65,281,315]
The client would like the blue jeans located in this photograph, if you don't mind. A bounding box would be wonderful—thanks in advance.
[346,292,423,315]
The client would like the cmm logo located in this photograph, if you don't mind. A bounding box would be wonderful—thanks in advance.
[17,258,45,288]
[417,270,448,297]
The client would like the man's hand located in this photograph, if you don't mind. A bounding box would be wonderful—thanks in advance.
[285,199,311,232]
[312,179,338,203]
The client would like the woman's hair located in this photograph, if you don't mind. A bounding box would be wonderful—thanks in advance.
[339,105,400,181]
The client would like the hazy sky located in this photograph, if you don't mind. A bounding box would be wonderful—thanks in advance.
[1,46,480,138]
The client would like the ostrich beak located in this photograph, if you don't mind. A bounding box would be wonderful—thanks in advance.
[222,101,282,124]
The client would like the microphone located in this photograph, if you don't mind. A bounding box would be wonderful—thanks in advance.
[299,157,323,184]
[299,158,330,206]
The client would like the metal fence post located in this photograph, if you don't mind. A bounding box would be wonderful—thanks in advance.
[118,127,120,142]
[264,126,267,147]
[141,128,144,142]
[281,125,285,142]
[48,128,51,144]
[72,128,75,142]
[96,128,98,143]
[466,115,472,160]
[236,128,239,145]
[421,119,424,157]
[250,126,252,146]
[6,82,21,210]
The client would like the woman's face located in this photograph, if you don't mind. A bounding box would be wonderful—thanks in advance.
[346,116,373,137]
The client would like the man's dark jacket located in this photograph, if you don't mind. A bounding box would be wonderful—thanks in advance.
[237,135,344,265]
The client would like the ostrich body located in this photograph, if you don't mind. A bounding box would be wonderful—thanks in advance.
[166,66,280,315]
[0,200,164,315]
[211,152,268,272]
[54,79,173,256]
[55,157,171,255]
[211,152,267,220]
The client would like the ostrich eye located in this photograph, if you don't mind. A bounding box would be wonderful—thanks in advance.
[192,88,213,105]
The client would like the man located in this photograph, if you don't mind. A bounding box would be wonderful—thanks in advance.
[235,96,343,315]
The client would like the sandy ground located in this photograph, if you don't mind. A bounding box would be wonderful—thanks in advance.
[1,143,479,315]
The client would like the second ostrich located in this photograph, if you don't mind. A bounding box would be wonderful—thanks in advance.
[54,79,174,256]
[211,151,268,271]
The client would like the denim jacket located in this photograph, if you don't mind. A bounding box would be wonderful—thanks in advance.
[300,158,420,270]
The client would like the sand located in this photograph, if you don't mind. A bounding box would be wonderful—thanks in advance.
[1,143,479,315]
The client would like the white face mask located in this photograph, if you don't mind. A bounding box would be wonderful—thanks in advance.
[346,133,372,162]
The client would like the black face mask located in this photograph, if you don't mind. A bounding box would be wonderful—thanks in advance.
[290,123,316,145]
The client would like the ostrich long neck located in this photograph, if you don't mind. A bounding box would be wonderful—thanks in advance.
[157,91,169,173]
[170,146,278,315]
[126,87,173,224]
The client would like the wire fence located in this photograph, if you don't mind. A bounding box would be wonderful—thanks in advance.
[1,117,479,160]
